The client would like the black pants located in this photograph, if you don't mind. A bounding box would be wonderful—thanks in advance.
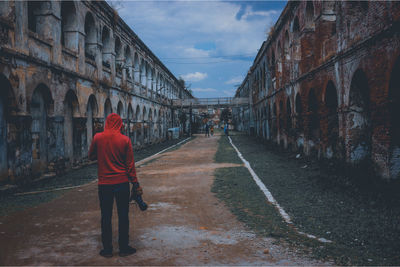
[98,182,130,250]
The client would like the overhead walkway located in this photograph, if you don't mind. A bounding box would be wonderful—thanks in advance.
[172,97,249,109]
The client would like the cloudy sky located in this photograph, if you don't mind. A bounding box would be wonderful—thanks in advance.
[113,1,286,98]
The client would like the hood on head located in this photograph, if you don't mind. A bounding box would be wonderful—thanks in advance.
[105,113,122,132]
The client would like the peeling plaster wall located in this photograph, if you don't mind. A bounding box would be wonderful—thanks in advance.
[233,1,400,179]
[0,0,192,184]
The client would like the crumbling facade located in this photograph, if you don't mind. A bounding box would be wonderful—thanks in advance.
[232,1,400,179]
[0,0,192,184]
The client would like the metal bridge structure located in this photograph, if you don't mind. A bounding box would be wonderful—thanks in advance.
[172,97,249,109]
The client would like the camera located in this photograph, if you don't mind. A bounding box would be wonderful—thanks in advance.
[130,182,148,211]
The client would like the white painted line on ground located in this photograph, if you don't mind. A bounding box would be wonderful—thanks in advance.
[14,137,192,196]
[227,136,332,244]
[136,137,191,166]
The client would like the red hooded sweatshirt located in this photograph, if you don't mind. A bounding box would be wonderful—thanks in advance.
[88,113,138,185]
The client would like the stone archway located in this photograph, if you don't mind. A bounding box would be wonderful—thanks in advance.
[64,90,79,163]
[86,95,98,149]
[347,69,371,163]
[104,98,112,120]
[31,83,53,175]
[0,74,16,181]
[324,81,339,158]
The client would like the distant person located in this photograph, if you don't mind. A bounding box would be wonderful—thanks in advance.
[210,125,214,136]
[205,123,210,137]
[89,113,142,258]
[224,123,229,136]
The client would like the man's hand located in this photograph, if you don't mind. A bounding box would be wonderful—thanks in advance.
[130,182,147,211]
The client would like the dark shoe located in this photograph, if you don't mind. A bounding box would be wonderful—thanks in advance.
[99,248,113,258]
[119,246,136,257]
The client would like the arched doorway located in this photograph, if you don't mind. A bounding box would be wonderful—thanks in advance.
[324,81,339,157]
[64,90,79,162]
[295,92,303,131]
[135,104,140,145]
[0,75,15,180]
[104,98,112,120]
[127,103,134,144]
[87,95,98,149]
[31,84,52,174]
[347,69,371,162]
[308,89,320,142]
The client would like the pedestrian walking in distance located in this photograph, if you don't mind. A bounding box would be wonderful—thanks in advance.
[89,113,142,258]
[205,123,210,137]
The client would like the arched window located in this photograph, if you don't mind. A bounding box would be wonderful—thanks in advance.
[115,37,122,76]
[142,106,147,121]
[293,16,300,34]
[305,1,314,28]
[104,98,112,120]
[101,26,111,68]
[117,101,124,117]
[84,12,96,60]
[61,1,77,51]
[292,17,301,61]
[270,50,276,78]
[284,31,290,60]
[134,53,139,82]
[151,68,155,91]
[125,46,132,81]
[136,105,140,122]
[28,1,43,33]
[277,41,282,60]
[140,59,146,86]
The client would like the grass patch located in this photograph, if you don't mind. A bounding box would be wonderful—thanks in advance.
[212,167,292,237]
[226,133,400,265]
[214,135,242,164]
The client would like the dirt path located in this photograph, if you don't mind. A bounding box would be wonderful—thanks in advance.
[0,135,324,265]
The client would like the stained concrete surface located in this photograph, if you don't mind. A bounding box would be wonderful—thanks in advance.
[0,135,327,265]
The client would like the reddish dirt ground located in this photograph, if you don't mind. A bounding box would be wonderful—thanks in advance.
[0,135,326,265]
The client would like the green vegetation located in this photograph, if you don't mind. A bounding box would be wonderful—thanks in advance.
[214,134,242,164]
[212,134,400,265]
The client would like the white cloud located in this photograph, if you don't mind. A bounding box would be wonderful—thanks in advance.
[191,88,217,92]
[223,89,236,97]
[181,72,208,82]
[182,47,210,58]
[115,1,283,98]
[225,76,244,85]
[118,1,280,57]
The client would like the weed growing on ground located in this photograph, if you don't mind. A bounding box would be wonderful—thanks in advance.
[214,133,400,265]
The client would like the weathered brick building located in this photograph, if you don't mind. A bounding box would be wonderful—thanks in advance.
[0,0,192,184]
[232,1,400,179]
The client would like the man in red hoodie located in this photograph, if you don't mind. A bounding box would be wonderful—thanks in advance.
[89,113,138,258]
